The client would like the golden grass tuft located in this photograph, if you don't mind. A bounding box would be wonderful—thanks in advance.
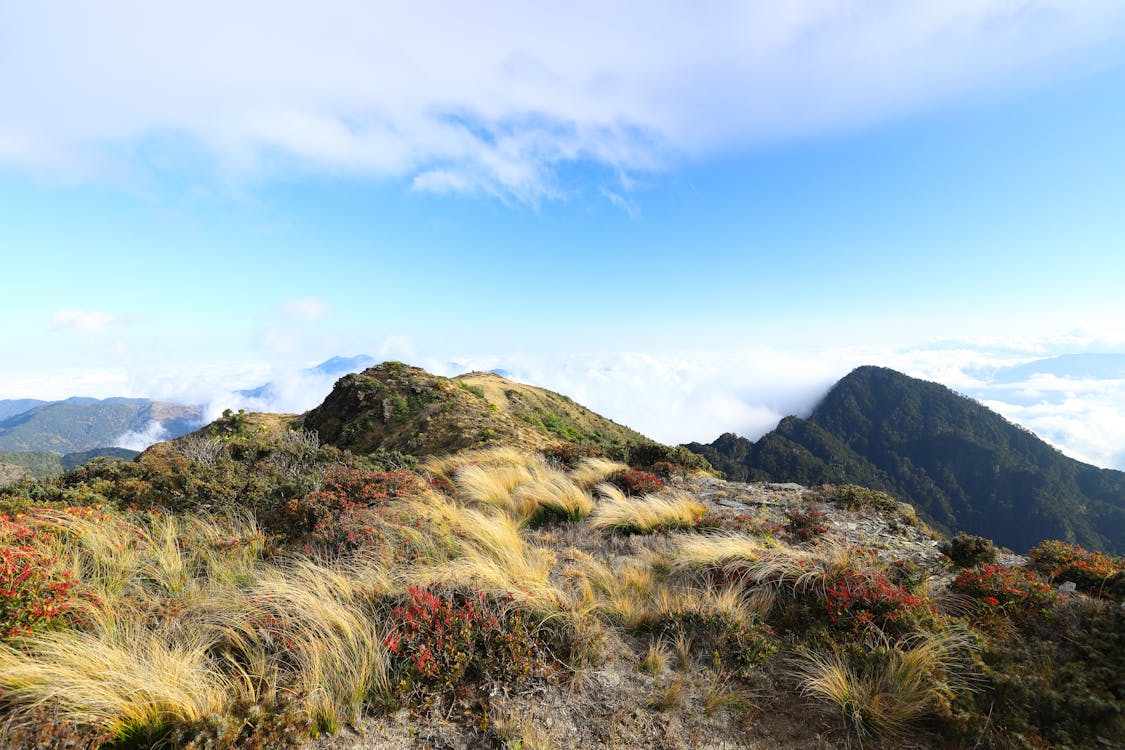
[590,485,707,534]
[410,499,566,616]
[792,631,970,742]
[639,640,669,674]
[568,457,629,489]
[214,559,392,732]
[456,463,538,516]
[674,532,767,570]
[513,472,595,522]
[0,614,230,738]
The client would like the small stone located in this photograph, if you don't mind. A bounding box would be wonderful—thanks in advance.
[1058,581,1077,594]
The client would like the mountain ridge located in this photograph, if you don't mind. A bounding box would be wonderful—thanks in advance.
[0,398,203,454]
[686,365,1125,553]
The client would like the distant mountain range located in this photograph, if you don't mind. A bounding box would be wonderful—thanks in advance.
[685,366,1125,554]
[0,398,203,454]
[0,355,380,462]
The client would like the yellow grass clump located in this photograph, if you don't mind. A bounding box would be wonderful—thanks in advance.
[410,498,566,616]
[216,559,392,732]
[568,457,628,489]
[0,614,230,739]
[590,485,707,534]
[675,532,767,569]
[456,463,538,515]
[792,631,970,742]
[513,472,595,522]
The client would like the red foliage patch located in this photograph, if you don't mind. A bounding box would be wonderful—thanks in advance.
[0,512,92,639]
[817,568,933,637]
[953,564,1055,609]
[611,469,665,496]
[1028,540,1124,600]
[265,468,426,556]
[382,587,544,701]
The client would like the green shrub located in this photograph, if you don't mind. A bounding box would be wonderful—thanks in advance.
[816,485,901,513]
[944,599,1124,748]
[940,533,998,568]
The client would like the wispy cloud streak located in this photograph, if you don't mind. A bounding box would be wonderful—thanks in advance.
[2,2,1122,201]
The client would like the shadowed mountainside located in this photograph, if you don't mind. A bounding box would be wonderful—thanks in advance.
[686,365,1125,553]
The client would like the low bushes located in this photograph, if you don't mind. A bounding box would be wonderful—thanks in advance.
[0,512,90,639]
[1028,540,1125,600]
[952,564,1055,611]
[940,533,997,568]
[382,587,548,701]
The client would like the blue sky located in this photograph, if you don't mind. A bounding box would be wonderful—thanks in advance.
[3,2,1125,467]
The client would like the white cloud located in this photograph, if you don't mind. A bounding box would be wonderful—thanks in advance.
[1,2,1122,201]
[7,326,1125,471]
[112,420,170,451]
[51,309,139,334]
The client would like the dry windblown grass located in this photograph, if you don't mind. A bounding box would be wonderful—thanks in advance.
[675,532,767,570]
[0,613,230,738]
[0,509,398,739]
[569,457,629,488]
[456,463,538,515]
[447,450,596,525]
[591,484,707,534]
[792,631,970,742]
[513,472,595,522]
[411,498,567,616]
[1,444,980,748]
[216,559,392,731]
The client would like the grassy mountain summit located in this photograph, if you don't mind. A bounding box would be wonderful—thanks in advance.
[686,365,1125,553]
[303,361,699,468]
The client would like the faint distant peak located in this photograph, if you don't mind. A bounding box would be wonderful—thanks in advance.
[994,353,1125,383]
[306,355,377,378]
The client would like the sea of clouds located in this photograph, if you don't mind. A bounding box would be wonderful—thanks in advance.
[21,337,1115,472]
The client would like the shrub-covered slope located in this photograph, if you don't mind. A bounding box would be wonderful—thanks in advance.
[0,448,141,485]
[686,366,1125,553]
[1,435,1121,749]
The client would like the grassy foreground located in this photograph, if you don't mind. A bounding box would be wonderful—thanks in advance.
[1,436,1122,749]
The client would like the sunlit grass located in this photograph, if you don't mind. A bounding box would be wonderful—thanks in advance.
[792,631,972,742]
[216,559,392,732]
[569,457,628,489]
[513,471,595,522]
[0,612,230,739]
[591,484,707,534]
